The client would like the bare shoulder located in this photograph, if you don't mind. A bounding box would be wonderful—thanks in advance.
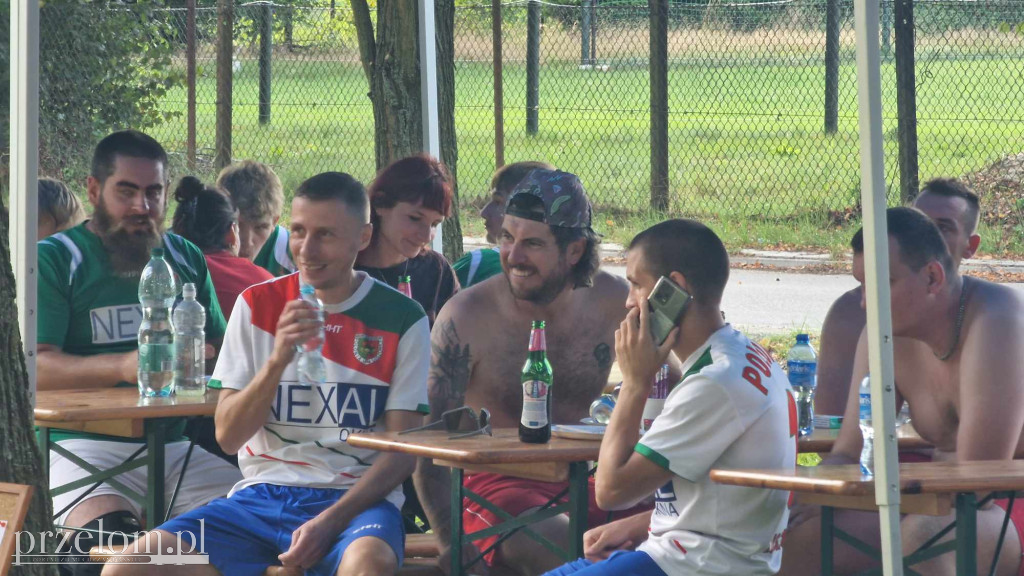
[435,274,505,337]
[825,287,865,324]
[960,277,1024,367]
[970,277,1024,316]
[589,270,629,306]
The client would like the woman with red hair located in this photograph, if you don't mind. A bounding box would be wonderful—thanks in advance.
[356,154,460,325]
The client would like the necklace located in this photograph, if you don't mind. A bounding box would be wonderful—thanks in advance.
[369,258,410,289]
[936,276,969,362]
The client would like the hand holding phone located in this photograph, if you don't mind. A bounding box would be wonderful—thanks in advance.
[647,276,692,346]
[615,276,687,396]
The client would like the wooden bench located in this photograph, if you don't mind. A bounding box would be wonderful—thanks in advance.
[1,483,35,575]
[90,532,443,575]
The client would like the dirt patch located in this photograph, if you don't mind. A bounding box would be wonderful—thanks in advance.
[962,152,1024,253]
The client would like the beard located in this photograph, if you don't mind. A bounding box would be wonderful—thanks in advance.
[504,258,573,305]
[93,198,164,279]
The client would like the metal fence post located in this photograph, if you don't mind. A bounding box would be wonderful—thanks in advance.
[186,0,197,170]
[259,2,273,125]
[526,0,540,135]
[591,1,597,64]
[215,0,233,170]
[581,0,592,66]
[824,0,840,134]
[650,0,669,211]
[882,0,893,59]
[493,0,505,167]
[894,0,918,204]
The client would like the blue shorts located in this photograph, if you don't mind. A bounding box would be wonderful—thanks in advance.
[542,550,668,576]
[158,483,404,576]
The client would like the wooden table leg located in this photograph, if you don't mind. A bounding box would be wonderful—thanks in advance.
[956,492,977,576]
[144,421,166,530]
[451,467,464,576]
[567,461,588,561]
[822,505,835,576]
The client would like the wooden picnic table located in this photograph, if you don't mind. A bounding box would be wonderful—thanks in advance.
[347,428,597,576]
[798,425,931,454]
[712,461,1024,575]
[35,387,221,529]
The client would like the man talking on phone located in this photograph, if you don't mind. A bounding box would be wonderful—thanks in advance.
[544,219,797,576]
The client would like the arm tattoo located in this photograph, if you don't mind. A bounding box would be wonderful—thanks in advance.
[429,320,472,417]
[593,342,612,373]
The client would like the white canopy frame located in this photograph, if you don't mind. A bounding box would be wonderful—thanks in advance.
[853,0,903,571]
[419,0,444,254]
[10,0,40,408]
[11,2,901,571]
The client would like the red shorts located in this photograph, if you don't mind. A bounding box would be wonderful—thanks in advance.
[993,498,1024,576]
[462,472,652,566]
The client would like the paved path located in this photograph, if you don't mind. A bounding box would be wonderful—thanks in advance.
[464,237,1024,335]
[602,265,1024,336]
[603,265,858,335]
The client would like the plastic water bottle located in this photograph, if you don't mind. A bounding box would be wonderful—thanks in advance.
[859,375,874,476]
[787,334,818,437]
[296,283,327,385]
[138,248,177,397]
[173,283,206,396]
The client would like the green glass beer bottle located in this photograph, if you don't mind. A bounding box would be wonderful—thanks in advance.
[519,320,553,443]
[397,275,413,299]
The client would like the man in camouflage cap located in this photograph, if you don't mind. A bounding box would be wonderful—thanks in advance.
[416,168,650,575]
[504,168,596,232]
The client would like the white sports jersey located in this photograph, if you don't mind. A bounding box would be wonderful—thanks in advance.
[636,325,797,575]
[211,272,430,508]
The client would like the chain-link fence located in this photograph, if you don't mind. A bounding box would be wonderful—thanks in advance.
[5,0,1024,230]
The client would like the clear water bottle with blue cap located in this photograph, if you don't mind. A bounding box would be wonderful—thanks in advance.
[138,248,178,397]
[296,283,327,386]
[859,375,874,475]
[787,334,817,436]
[173,282,206,396]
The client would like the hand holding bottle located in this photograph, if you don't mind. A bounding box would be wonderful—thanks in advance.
[270,300,324,368]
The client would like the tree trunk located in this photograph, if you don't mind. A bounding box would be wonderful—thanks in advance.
[895,0,919,204]
[351,0,463,261]
[215,0,233,170]
[370,0,423,166]
[436,0,463,262]
[0,193,58,576]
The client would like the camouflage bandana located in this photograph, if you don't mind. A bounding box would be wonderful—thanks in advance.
[505,169,595,231]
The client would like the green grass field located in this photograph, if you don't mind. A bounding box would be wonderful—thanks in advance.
[148,51,1024,255]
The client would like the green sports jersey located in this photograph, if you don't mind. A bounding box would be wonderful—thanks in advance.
[38,223,227,441]
[252,225,296,277]
[453,247,501,288]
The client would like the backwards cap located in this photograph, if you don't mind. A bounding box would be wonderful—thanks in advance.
[505,169,595,231]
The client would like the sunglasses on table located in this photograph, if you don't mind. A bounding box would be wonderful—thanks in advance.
[398,406,492,439]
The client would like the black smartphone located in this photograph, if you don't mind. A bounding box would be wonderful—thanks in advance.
[648,276,692,346]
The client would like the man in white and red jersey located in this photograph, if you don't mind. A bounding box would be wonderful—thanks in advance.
[544,219,797,576]
[106,172,430,576]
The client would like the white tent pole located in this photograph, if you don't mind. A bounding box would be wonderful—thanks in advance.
[418,0,444,254]
[853,0,903,572]
[10,0,40,408]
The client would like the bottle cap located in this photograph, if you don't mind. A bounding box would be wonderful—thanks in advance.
[796,333,809,343]
[182,282,197,299]
[300,283,316,295]
[531,320,545,330]
[151,247,164,258]
[399,275,411,283]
